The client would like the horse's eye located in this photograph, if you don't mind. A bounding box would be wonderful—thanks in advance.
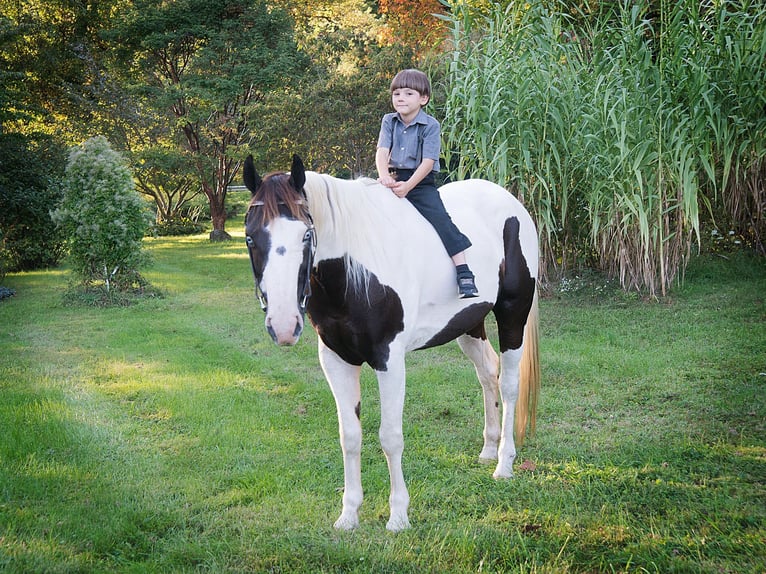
[246,236,254,247]
[303,230,313,242]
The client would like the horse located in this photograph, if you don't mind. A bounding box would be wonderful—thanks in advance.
[243,154,540,532]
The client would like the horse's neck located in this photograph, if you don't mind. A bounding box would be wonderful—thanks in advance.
[304,172,388,265]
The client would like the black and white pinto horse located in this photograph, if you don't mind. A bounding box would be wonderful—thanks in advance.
[243,154,540,532]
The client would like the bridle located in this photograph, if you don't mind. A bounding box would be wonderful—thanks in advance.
[245,201,317,315]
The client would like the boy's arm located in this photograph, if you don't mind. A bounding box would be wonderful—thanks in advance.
[376,147,391,179]
[376,147,397,187]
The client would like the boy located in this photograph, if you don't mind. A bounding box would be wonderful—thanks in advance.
[376,69,478,298]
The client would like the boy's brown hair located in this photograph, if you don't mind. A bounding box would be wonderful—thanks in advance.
[390,69,431,102]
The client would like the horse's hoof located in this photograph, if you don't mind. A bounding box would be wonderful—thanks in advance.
[479,446,497,464]
[386,515,411,532]
[492,465,514,479]
[333,514,359,531]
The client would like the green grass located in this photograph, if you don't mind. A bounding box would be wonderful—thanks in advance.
[1,235,764,573]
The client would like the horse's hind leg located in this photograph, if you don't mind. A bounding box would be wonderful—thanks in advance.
[493,346,524,478]
[493,216,537,479]
[457,325,500,463]
[318,340,363,530]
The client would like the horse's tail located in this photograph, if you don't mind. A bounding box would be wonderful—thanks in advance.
[515,286,540,447]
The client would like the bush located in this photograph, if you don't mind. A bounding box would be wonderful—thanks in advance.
[0,133,68,272]
[153,217,206,236]
[51,136,151,292]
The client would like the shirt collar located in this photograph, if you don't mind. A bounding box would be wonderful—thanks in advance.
[395,109,429,126]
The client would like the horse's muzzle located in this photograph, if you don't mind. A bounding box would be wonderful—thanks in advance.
[266,314,304,346]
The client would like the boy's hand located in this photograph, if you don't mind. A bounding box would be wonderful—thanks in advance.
[377,175,410,198]
[378,175,410,197]
[378,174,397,188]
[390,181,412,198]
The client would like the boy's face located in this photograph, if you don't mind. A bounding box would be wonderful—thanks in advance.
[391,88,429,119]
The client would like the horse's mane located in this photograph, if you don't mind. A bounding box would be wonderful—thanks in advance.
[303,172,398,289]
[246,171,311,226]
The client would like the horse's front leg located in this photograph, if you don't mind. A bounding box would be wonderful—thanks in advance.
[375,350,410,532]
[318,340,363,530]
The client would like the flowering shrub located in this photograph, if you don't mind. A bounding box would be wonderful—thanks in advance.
[52,137,151,292]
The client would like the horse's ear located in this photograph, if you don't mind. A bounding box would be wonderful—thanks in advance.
[289,154,306,192]
[243,155,262,195]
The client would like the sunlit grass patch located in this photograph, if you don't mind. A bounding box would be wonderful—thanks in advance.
[0,236,763,573]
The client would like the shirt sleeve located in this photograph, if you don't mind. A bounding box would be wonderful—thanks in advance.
[421,118,441,163]
[377,114,394,149]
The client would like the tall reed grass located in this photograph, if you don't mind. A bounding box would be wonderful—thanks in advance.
[441,0,765,295]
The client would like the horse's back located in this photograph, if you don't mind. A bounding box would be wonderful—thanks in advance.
[440,179,538,276]
[440,179,532,228]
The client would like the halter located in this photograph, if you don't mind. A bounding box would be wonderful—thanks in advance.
[245,200,316,315]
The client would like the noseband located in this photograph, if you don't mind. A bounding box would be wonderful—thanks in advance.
[245,201,316,315]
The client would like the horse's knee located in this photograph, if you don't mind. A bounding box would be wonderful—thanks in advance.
[379,427,404,456]
[340,424,362,455]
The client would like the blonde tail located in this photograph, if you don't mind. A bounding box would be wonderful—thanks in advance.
[514,287,540,446]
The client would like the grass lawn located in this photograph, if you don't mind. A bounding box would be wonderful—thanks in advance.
[1,233,764,573]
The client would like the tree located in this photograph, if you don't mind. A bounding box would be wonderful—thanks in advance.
[378,0,449,56]
[107,0,308,240]
[0,0,124,143]
[131,146,201,233]
[0,133,68,272]
[52,136,150,292]
[253,44,414,177]
[247,1,417,176]
[0,9,69,273]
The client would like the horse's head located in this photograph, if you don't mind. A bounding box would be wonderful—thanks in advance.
[243,154,316,346]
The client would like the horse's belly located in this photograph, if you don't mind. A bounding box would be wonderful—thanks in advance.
[406,300,494,351]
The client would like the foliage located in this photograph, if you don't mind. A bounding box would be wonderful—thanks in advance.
[441,0,766,295]
[378,0,450,56]
[2,0,421,242]
[106,0,308,240]
[0,132,68,272]
[253,44,415,176]
[0,0,123,142]
[51,136,151,293]
[131,146,201,226]
[153,215,206,237]
[0,236,763,572]
[246,2,419,177]
[278,0,385,71]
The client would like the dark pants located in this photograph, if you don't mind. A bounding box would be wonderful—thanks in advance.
[395,169,472,257]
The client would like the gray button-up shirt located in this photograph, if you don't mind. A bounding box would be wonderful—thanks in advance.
[377,110,441,172]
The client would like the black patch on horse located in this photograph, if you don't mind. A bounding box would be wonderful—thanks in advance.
[307,258,404,371]
[416,303,493,350]
[494,216,536,352]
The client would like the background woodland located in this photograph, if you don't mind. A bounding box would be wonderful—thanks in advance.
[1,0,764,294]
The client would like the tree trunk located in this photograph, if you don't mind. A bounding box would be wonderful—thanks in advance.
[206,183,231,241]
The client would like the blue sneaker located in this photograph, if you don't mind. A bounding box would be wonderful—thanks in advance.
[458,275,478,298]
